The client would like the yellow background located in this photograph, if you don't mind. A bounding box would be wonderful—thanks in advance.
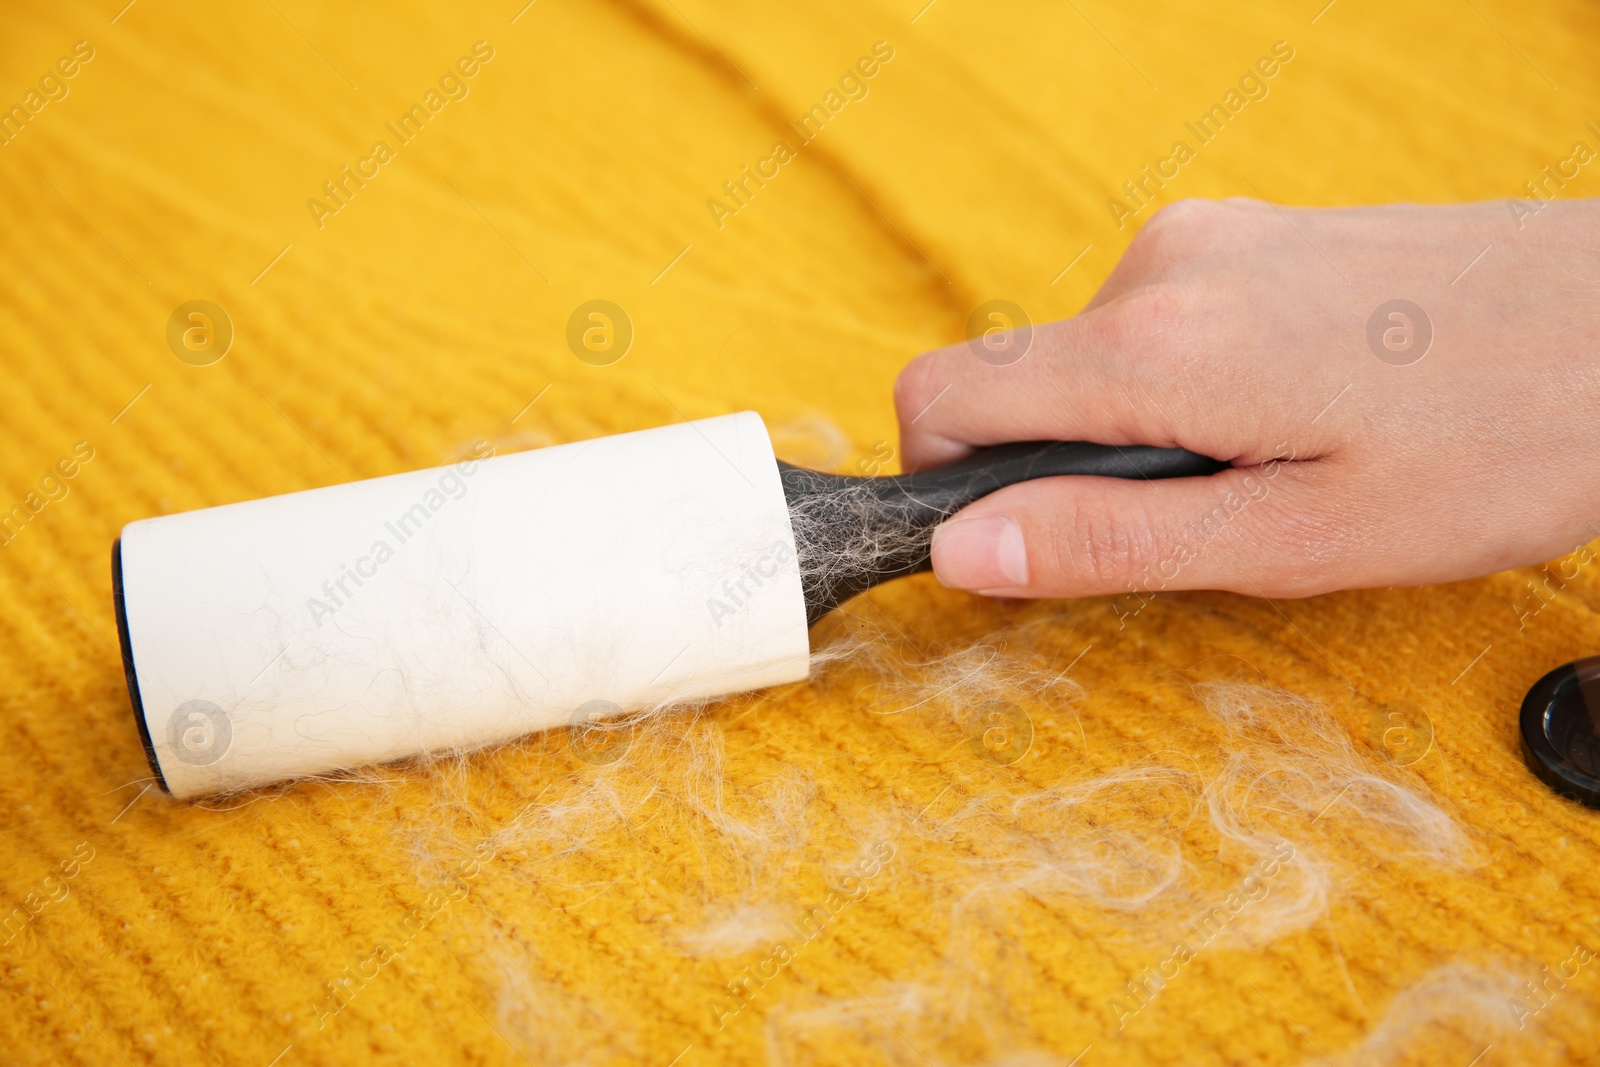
[3,0,1600,1063]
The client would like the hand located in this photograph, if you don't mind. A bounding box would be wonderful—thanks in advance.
[895,197,1600,600]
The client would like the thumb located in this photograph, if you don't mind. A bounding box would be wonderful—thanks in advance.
[928,464,1318,600]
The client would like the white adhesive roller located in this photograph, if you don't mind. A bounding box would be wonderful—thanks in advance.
[114,412,811,798]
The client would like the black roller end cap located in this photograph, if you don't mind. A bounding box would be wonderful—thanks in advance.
[113,537,168,793]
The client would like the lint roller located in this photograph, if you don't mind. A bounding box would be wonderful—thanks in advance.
[113,412,1222,798]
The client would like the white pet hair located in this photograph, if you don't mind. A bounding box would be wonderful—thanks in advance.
[485,924,644,1066]
[764,980,1073,1067]
[779,478,949,642]
[1307,962,1522,1066]
[676,902,791,957]
[1189,681,1474,947]
[405,701,826,963]
[766,413,855,473]
[389,613,1482,1065]
[761,965,1529,1067]
[921,762,1199,914]
[1198,682,1469,866]
[763,984,943,1067]
[811,613,1472,943]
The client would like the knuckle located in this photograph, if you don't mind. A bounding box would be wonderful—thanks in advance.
[1049,490,1158,591]
[893,349,951,423]
[1232,486,1348,597]
[1079,284,1199,365]
[1147,197,1217,227]
[1104,198,1249,294]
[1140,198,1225,243]
[1136,198,1266,257]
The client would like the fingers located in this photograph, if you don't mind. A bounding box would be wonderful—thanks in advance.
[893,198,1317,474]
[894,286,1226,473]
[928,462,1333,599]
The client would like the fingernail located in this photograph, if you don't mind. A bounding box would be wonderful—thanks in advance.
[931,514,1029,592]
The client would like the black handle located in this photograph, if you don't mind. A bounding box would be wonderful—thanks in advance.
[780,441,1226,626]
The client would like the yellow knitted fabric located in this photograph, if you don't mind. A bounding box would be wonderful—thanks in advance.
[4,0,1600,1063]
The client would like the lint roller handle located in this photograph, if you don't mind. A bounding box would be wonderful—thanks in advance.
[782,441,1226,625]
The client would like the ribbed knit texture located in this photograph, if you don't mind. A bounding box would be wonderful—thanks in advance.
[3,0,1600,1063]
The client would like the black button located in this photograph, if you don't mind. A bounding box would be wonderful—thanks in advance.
[1521,657,1600,809]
